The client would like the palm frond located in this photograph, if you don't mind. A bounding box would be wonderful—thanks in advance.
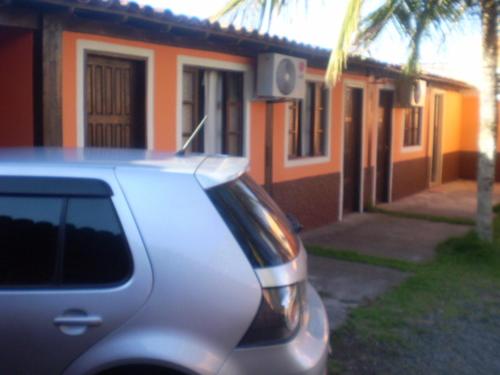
[325,0,362,85]
[211,0,294,31]
[356,0,400,45]
[210,0,247,23]
[214,0,472,85]
[351,0,470,78]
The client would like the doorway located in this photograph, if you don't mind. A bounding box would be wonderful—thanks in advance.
[431,94,444,184]
[376,90,393,203]
[85,54,146,148]
[343,87,363,213]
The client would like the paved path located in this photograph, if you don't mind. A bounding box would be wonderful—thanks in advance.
[302,212,469,262]
[304,182,494,331]
[378,180,500,219]
[308,255,409,330]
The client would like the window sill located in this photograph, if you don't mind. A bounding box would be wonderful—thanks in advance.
[285,155,330,168]
[401,144,423,153]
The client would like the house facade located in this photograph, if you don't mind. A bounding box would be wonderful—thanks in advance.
[0,0,498,229]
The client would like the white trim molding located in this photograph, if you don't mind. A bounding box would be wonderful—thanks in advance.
[284,73,332,168]
[400,105,425,153]
[339,79,367,220]
[176,55,253,157]
[428,88,446,185]
[76,39,155,149]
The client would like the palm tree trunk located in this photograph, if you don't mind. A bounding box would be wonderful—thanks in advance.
[476,0,498,241]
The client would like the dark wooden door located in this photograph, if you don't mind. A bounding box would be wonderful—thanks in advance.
[85,54,145,148]
[431,94,444,183]
[343,87,363,213]
[376,90,393,203]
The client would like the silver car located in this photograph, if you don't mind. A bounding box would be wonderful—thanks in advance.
[0,148,329,375]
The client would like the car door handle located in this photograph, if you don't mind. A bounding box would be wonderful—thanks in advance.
[53,315,102,327]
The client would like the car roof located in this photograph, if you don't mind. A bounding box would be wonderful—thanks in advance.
[0,148,248,188]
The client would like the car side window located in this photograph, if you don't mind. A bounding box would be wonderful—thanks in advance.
[0,193,132,288]
[0,196,63,286]
[63,198,131,285]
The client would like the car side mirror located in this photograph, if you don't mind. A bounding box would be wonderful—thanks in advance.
[286,212,303,234]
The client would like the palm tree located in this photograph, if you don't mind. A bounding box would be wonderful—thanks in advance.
[213,0,498,241]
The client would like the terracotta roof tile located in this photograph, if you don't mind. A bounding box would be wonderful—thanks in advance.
[30,0,475,90]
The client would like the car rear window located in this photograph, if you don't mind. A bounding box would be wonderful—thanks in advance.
[207,174,299,268]
[0,194,131,288]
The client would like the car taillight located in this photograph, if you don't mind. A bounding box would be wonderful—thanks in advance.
[238,283,305,346]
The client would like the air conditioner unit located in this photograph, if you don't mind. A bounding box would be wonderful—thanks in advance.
[396,79,427,107]
[256,53,306,100]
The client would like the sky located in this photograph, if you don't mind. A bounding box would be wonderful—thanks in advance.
[134,0,483,86]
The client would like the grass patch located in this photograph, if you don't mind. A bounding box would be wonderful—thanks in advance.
[367,206,475,226]
[329,216,500,372]
[307,245,420,273]
[338,229,500,343]
[327,359,344,375]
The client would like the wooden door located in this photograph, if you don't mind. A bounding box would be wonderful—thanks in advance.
[85,54,146,148]
[431,94,444,183]
[343,87,363,213]
[376,90,393,203]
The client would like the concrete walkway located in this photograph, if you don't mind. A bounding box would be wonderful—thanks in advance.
[378,180,500,219]
[304,180,492,330]
[302,212,469,262]
[308,255,409,330]
[304,212,468,329]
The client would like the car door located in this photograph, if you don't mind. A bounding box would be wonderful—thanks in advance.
[0,171,152,375]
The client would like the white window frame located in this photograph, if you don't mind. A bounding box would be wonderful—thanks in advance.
[176,55,252,157]
[401,106,425,152]
[284,73,332,167]
[76,39,155,149]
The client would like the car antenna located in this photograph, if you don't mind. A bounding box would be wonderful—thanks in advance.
[176,115,208,156]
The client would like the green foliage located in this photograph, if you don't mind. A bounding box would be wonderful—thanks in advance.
[210,0,305,31]
[211,0,477,84]
[307,245,420,272]
[326,0,362,84]
[367,206,475,226]
[327,359,344,375]
[310,215,500,373]
[351,0,471,77]
[330,216,500,351]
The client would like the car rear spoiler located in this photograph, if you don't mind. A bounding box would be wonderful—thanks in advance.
[195,156,249,189]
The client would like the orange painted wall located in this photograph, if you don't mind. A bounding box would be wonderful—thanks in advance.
[392,99,430,163]
[460,93,480,151]
[271,78,338,183]
[0,29,34,146]
[271,73,372,184]
[61,30,490,202]
[61,31,266,182]
[440,90,463,154]
[460,94,500,152]
[390,87,469,162]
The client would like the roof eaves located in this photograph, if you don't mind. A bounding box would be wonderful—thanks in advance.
[27,0,476,91]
